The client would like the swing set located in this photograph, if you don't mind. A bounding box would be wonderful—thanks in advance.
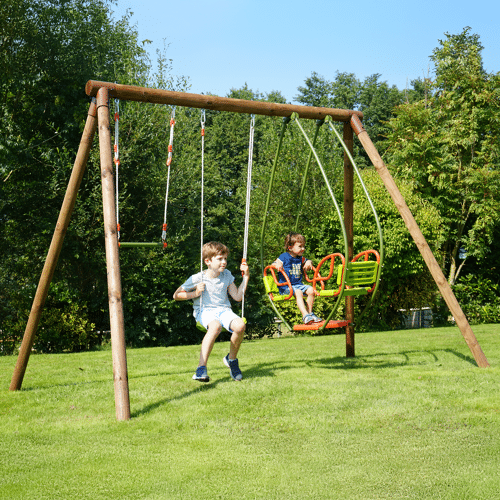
[9,80,489,422]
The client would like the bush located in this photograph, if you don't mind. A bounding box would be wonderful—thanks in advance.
[452,275,500,325]
[34,301,101,353]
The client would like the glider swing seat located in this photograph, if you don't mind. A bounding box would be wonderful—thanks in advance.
[263,249,381,331]
[260,113,384,333]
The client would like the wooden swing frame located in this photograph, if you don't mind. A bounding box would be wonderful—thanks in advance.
[9,80,489,422]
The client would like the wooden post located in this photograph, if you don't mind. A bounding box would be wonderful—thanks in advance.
[351,115,490,368]
[343,123,355,357]
[10,100,98,391]
[96,87,131,420]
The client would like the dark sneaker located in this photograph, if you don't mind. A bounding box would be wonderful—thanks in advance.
[192,365,210,382]
[223,354,242,381]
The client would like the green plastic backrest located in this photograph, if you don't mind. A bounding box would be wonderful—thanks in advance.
[263,275,279,295]
[337,261,378,287]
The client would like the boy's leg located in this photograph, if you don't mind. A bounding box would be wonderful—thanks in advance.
[305,287,322,322]
[223,317,245,381]
[198,320,222,366]
[228,317,245,359]
[294,289,310,318]
[306,287,315,313]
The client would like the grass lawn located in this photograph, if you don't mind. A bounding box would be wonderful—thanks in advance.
[1,324,499,499]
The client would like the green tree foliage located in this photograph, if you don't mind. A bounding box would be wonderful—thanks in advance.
[0,0,179,350]
[384,27,500,285]
[296,71,407,151]
[452,275,500,325]
[3,15,498,355]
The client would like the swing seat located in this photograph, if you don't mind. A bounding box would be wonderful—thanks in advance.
[263,257,342,302]
[262,274,339,301]
[262,274,291,302]
[196,317,247,333]
[119,242,165,248]
[263,250,380,332]
[338,259,379,296]
[293,319,349,331]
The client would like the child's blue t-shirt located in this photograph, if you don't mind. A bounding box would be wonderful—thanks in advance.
[180,269,235,317]
[276,252,305,286]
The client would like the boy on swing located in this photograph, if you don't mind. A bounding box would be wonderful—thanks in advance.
[272,232,322,325]
[173,242,250,382]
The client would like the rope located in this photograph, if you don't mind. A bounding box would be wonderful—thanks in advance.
[200,110,206,308]
[113,98,121,243]
[162,106,176,248]
[241,114,255,318]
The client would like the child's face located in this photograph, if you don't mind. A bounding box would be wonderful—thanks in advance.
[288,241,305,257]
[205,253,228,273]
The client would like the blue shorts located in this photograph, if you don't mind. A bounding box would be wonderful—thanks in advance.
[278,283,312,296]
[196,308,241,332]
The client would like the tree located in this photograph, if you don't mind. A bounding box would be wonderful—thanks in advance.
[385,27,500,285]
[0,0,181,351]
[296,71,407,157]
[358,74,403,146]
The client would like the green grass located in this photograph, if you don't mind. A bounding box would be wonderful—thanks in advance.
[1,325,499,499]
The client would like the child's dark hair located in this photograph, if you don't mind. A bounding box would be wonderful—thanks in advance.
[284,232,305,252]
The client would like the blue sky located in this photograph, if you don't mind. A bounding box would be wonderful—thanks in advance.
[111,0,499,103]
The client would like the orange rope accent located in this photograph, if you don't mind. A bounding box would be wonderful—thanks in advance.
[114,112,119,121]
[201,129,205,136]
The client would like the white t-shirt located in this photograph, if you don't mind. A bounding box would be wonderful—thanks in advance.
[180,269,235,317]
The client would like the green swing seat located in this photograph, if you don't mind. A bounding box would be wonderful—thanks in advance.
[339,260,379,296]
[196,317,247,333]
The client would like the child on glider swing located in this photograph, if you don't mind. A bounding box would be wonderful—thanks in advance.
[272,232,322,325]
[173,241,250,383]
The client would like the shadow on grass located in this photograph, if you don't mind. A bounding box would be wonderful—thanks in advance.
[310,348,477,370]
[131,379,227,418]
[132,349,479,417]
[131,363,288,417]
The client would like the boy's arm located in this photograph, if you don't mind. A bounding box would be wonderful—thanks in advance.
[272,256,284,270]
[303,258,314,272]
[173,283,205,301]
[228,262,250,302]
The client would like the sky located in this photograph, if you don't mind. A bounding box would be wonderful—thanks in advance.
[110,0,500,104]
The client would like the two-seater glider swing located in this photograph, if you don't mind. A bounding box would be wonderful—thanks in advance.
[261,113,383,333]
[10,81,489,423]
